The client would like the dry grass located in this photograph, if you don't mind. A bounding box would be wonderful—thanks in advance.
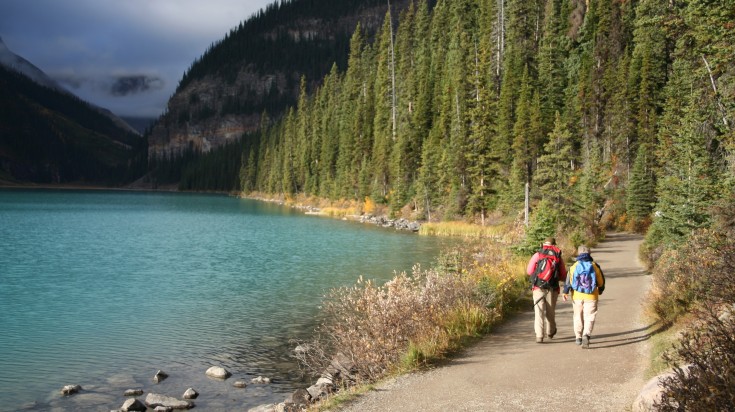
[418,221,521,243]
[294,241,527,387]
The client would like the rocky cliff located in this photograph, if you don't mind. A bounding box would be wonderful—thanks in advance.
[148,0,413,158]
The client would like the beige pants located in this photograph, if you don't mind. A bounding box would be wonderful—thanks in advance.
[533,288,558,338]
[572,298,599,338]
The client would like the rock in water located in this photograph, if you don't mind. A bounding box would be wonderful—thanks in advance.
[153,370,168,383]
[121,398,147,412]
[60,384,81,396]
[145,393,193,410]
[205,366,231,379]
[251,376,272,384]
[182,388,198,399]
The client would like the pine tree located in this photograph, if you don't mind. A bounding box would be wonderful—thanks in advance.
[534,112,575,216]
[507,67,534,209]
[647,60,722,248]
[389,3,418,214]
[604,53,635,177]
[335,25,366,199]
[281,107,297,195]
[371,10,397,202]
[466,0,501,225]
[626,142,656,227]
[537,0,567,137]
[417,128,443,221]
[416,0,451,220]
[576,137,607,237]
[628,0,670,150]
[294,76,314,194]
[440,1,475,218]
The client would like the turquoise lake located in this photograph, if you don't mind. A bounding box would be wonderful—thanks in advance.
[0,189,451,411]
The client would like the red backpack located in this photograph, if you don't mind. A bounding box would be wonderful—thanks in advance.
[531,246,561,289]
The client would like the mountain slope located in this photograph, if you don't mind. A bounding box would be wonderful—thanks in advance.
[0,64,145,185]
[0,36,140,136]
[0,35,66,92]
[148,0,413,157]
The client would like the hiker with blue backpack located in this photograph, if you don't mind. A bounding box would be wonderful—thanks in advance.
[563,245,606,348]
[526,237,567,343]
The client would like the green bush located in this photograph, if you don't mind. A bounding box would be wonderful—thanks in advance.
[517,199,559,255]
[644,230,729,324]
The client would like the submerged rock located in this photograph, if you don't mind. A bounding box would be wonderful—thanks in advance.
[152,370,168,383]
[251,376,272,384]
[145,393,193,410]
[124,389,144,396]
[247,404,278,412]
[60,384,81,396]
[233,380,248,388]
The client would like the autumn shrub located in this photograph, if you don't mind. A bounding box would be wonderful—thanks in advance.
[655,304,735,411]
[646,248,699,324]
[650,230,735,409]
[294,241,525,384]
[645,230,725,325]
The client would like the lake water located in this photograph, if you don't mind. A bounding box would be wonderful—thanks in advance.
[0,189,450,411]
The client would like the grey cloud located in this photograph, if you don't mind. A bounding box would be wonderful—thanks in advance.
[54,74,85,90]
[110,75,164,96]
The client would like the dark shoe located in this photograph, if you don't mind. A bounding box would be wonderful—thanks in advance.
[536,337,544,343]
[548,328,557,339]
[582,335,590,349]
[575,338,582,345]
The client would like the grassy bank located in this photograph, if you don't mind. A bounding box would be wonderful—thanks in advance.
[294,239,529,411]
[419,221,510,239]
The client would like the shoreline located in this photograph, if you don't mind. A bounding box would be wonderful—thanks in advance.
[0,184,423,232]
[1,184,517,238]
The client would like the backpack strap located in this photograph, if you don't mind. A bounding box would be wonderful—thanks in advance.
[594,262,606,294]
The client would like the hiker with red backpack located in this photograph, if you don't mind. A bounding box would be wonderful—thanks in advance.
[526,237,567,343]
[562,245,606,348]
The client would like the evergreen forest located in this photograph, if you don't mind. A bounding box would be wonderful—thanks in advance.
[226,0,734,257]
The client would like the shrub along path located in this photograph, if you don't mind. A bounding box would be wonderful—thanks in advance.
[339,232,652,411]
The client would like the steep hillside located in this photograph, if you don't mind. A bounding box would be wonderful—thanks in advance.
[229,0,734,245]
[148,0,414,157]
[0,36,140,137]
[0,65,146,185]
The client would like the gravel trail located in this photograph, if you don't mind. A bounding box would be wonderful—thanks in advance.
[339,232,651,412]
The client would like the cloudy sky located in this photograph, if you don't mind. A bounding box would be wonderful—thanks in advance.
[1,0,275,118]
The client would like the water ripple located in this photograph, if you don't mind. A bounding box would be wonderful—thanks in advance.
[0,189,449,411]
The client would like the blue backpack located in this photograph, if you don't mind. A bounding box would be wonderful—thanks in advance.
[571,260,597,294]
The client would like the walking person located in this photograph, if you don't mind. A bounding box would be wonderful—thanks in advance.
[563,245,606,348]
[526,237,567,343]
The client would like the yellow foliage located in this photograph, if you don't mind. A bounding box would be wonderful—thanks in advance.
[364,196,376,215]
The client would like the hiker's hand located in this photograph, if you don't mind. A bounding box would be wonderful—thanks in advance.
[563,294,569,302]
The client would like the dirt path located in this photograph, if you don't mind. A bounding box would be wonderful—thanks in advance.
[339,232,651,412]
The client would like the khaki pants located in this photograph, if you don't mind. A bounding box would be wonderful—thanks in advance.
[572,298,598,338]
[533,288,558,338]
